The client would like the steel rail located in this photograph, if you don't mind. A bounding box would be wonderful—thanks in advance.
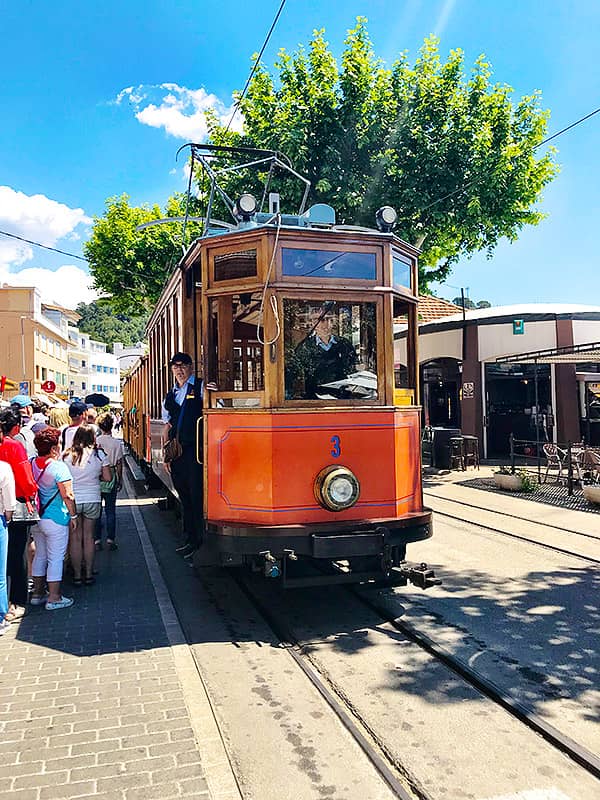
[424,489,600,542]
[233,575,430,800]
[425,500,600,564]
[352,586,600,782]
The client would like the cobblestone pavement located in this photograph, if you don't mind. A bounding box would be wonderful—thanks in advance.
[0,491,214,800]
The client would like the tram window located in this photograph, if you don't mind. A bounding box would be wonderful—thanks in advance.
[392,253,412,290]
[282,248,376,280]
[214,249,257,281]
[284,299,377,400]
[208,293,264,392]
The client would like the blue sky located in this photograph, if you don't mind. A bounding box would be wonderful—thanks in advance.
[0,0,598,308]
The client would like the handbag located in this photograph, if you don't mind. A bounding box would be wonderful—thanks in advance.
[12,498,40,525]
[100,466,117,494]
[163,393,186,464]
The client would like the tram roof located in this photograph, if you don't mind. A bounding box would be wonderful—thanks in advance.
[496,341,600,364]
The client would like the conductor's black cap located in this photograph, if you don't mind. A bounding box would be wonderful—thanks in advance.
[169,352,192,366]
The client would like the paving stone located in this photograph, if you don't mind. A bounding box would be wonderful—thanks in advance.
[0,497,211,800]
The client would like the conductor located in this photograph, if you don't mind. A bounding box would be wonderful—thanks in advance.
[162,352,204,557]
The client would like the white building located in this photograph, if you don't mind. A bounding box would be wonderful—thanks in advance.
[68,326,121,403]
[113,341,147,374]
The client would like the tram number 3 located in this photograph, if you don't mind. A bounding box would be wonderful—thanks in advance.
[330,435,341,458]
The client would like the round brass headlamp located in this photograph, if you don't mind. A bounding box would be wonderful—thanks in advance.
[314,465,360,512]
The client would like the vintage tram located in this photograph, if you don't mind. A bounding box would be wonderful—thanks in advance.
[123,146,436,588]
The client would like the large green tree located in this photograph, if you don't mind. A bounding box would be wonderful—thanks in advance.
[84,193,203,315]
[208,20,558,286]
[75,301,148,353]
[86,20,558,307]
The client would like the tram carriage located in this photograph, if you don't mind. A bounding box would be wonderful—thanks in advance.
[123,145,436,588]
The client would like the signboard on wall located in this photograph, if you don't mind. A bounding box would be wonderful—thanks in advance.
[513,319,525,335]
[463,381,474,399]
[19,381,29,394]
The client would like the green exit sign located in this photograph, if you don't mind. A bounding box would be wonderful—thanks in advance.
[513,319,525,335]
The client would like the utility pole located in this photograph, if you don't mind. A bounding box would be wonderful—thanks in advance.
[20,315,27,381]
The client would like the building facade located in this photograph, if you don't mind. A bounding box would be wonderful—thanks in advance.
[113,341,147,375]
[68,326,121,403]
[0,286,71,399]
[395,304,600,457]
[0,285,121,405]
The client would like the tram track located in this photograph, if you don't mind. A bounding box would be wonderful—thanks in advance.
[233,573,429,800]
[424,490,600,563]
[236,568,600,791]
[349,584,600,783]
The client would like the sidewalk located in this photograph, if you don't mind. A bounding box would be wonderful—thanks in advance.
[0,482,238,800]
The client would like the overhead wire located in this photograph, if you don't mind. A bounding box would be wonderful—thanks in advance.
[421,105,600,212]
[0,103,596,272]
[224,0,287,132]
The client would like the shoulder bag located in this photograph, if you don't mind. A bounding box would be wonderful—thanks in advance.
[163,392,185,464]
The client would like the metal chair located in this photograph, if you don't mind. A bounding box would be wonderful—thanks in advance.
[462,435,480,469]
[579,448,600,483]
[449,437,465,471]
[542,443,565,484]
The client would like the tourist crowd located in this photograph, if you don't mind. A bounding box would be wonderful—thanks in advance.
[0,397,124,634]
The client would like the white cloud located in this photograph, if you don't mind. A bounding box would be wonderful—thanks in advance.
[115,82,243,139]
[0,264,97,309]
[0,186,95,307]
[0,186,91,268]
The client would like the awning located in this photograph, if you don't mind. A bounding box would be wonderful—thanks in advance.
[496,341,600,365]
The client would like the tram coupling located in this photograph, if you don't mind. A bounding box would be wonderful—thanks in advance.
[392,561,441,590]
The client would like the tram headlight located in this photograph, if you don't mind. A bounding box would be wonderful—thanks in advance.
[234,193,258,221]
[314,466,360,512]
[375,205,397,232]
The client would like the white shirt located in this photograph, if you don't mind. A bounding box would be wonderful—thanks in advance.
[97,434,124,467]
[63,448,109,504]
[61,423,81,452]
[0,461,16,515]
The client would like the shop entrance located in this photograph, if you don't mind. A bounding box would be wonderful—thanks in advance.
[485,363,552,456]
[421,359,461,428]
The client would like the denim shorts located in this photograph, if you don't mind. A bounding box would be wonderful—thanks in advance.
[75,502,102,520]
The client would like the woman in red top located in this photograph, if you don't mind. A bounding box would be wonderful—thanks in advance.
[0,408,39,619]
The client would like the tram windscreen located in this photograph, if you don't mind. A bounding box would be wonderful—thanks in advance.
[283,300,377,400]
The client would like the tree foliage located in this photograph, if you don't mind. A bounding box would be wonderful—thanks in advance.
[452,296,492,309]
[208,20,558,287]
[83,194,203,315]
[84,20,558,307]
[75,301,148,353]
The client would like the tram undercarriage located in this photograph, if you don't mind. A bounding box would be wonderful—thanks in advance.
[203,515,439,588]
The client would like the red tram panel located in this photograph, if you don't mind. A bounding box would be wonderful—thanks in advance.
[206,408,422,526]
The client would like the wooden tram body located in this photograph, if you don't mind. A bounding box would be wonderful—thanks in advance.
[123,192,435,587]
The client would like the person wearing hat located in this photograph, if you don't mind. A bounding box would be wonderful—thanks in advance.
[161,352,205,558]
[60,400,88,453]
[10,395,35,457]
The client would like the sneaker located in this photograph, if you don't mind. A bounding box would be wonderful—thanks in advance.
[94,540,103,551]
[0,620,11,636]
[30,594,49,606]
[46,597,74,611]
[27,577,34,593]
[106,540,118,551]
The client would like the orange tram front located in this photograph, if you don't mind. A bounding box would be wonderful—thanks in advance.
[127,200,437,589]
